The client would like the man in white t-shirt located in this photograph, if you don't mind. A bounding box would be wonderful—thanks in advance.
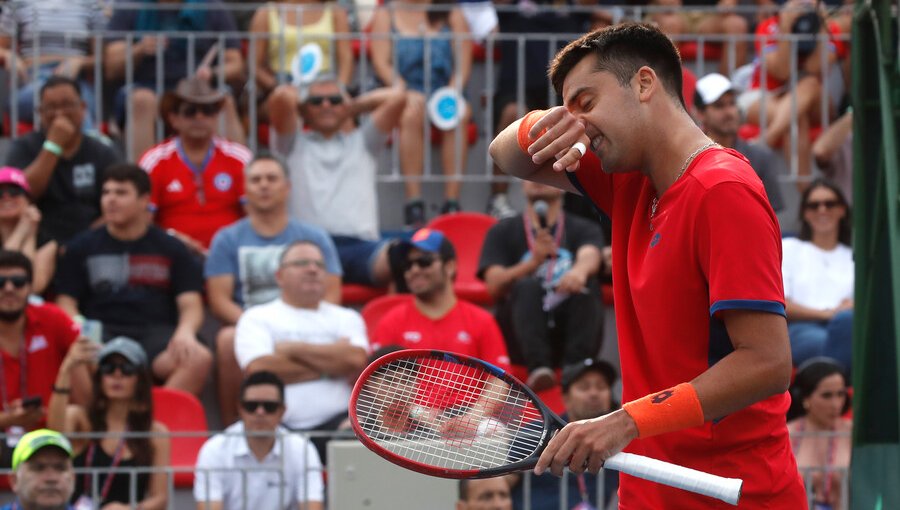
[234,240,368,460]
[194,371,324,510]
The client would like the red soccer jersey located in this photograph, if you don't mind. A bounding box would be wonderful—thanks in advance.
[750,16,849,91]
[568,148,806,508]
[0,303,79,413]
[139,137,251,248]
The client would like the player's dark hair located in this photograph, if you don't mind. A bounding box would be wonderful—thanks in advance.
[549,23,685,109]
[40,75,82,100]
[0,250,33,284]
[787,357,851,421]
[103,163,152,196]
[240,370,286,403]
[798,178,851,246]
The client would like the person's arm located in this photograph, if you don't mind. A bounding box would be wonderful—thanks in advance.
[349,86,408,133]
[245,354,322,384]
[221,48,245,84]
[249,6,278,94]
[23,118,80,198]
[196,503,223,510]
[47,338,98,431]
[785,298,850,322]
[368,8,400,86]
[482,261,540,301]
[236,313,321,383]
[555,244,602,294]
[55,294,80,318]
[32,240,58,295]
[447,8,472,91]
[274,339,367,377]
[169,292,204,358]
[206,275,243,325]
[332,6,355,86]
[267,84,300,138]
[324,274,341,305]
[139,422,171,510]
[812,111,853,169]
[103,36,161,81]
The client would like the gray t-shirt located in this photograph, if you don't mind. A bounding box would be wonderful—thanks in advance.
[735,138,785,213]
[205,218,342,308]
[271,118,387,241]
[0,0,107,59]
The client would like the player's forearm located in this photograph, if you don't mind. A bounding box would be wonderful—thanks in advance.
[489,118,552,181]
[276,342,367,376]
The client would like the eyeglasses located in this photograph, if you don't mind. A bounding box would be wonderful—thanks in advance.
[99,361,138,376]
[804,199,842,211]
[403,254,437,272]
[0,186,26,198]
[179,103,221,117]
[306,95,344,106]
[0,275,28,289]
[281,259,326,270]
[241,400,281,414]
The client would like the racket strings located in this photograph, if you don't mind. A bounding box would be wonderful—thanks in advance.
[354,356,545,471]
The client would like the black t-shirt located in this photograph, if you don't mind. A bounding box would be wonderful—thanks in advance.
[56,226,203,327]
[477,212,606,294]
[5,132,121,245]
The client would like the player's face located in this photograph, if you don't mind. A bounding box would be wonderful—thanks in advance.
[804,373,847,427]
[11,449,75,509]
[563,371,613,422]
[458,478,512,510]
[277,243,327,300]
[101,180,149,228]
[239,384,285,432]
[561,55,644,174]
[403,248,450,298]
[802,185,846,237]
[0,267,30,322]
[245,160,289,213]
[699,91,740,138]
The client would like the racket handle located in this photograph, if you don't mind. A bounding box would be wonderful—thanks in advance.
[604,452,743,506]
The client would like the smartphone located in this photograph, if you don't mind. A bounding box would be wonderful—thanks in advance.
[81,319,103,345]
[21,395,41,410]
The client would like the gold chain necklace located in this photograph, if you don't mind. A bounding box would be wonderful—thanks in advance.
[649,141,718,231]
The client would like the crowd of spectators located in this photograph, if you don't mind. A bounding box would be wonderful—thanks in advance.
[0,0,857,507]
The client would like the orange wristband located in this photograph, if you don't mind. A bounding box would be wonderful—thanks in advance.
[517,109,549,154]
[622,382,705,438]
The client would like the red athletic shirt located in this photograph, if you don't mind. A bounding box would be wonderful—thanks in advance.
[372,299,511,409]
[139,137,251,248]
[568,148,805,508]
[0,303,79,412]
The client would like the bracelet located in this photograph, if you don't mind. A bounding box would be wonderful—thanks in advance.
[52,386,71,395]
[517,109,549,154]
[42,140,63,157]
[622,382,704,438]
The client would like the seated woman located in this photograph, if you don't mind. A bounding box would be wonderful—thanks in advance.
[0,167,56,294]
[787,358,851,510]
[782,178,853,372]
[48,337,170,510]
[250,0,355,97]
[370,0,473,226]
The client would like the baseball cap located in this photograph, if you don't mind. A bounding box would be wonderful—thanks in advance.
[560,358,617,392]
[0,167,31,195]
[99,336,148,367]
[11,429,74,470]
[694,73,737,107]
[401,228,456,261]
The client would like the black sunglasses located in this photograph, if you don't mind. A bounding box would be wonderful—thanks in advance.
[179,103,221,117]
[0,275,29,289]
[804,199,842,211]
[403,254,438,272]
[306,95,343,106]
[241,400,281,414]
[99,361,138,376]
[0,186,26,198]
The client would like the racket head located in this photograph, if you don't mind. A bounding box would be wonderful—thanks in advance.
[349,349,565,479]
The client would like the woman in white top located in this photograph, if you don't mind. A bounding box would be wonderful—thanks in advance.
[782,178,853,373]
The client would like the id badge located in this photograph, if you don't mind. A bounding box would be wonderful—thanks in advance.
[813,503,833,510]
[73,495,94,510]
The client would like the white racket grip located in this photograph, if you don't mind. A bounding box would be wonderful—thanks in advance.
[604,452,743,506]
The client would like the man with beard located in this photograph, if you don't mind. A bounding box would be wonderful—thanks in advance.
[0,251,90,464]
[3,429,76,510]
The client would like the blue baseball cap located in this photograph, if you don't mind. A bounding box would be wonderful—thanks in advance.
[402,228,456,261]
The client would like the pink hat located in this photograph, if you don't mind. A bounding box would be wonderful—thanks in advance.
[0,167,31,195]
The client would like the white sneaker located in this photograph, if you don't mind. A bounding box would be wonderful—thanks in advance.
[488,193,517,220]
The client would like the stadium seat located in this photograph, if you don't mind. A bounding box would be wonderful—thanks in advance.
[342,283,387,306]
[427,212,497,305]
[361,293,414,336]
[151,387,208,488]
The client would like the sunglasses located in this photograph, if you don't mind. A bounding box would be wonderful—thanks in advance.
[0,275,29,289]
[99,361,138,376]
[804,199,842,211]
[179,103,221,117]
[306,95,343,106]
[282,259,326,270]
[241,400,281,414]
[0,186,26,198]
[403,254,437,272]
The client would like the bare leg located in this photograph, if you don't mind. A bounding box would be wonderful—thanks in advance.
[399,91,427,200]
[153,341,213,397]
[130,88,159,159]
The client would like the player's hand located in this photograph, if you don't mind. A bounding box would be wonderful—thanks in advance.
[524,106,588,173]
[534,408,638,477]
[556,268,588,295]
[46,115,78,148]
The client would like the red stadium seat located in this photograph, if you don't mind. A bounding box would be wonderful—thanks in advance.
[427,212,498,305]
[342,283,388,306]
[361,293,414,336]
[151,387,208,487]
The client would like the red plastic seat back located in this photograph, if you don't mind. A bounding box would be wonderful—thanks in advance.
[151,387,208,487]
[427,212,498,305]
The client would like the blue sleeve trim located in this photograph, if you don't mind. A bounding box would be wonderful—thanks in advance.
[710,299,785,317]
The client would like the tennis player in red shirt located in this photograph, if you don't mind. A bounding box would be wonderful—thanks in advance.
[490,23,805,508]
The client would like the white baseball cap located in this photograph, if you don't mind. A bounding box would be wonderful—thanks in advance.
[695,73,736,107]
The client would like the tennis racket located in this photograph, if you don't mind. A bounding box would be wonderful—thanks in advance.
[349,349,742,506]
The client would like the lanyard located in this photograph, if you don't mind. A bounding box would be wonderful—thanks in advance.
[523,211,565,287]
[793,419,838,501]
[176,137,215,206]
[576,473,590,504]
[84,434,129,503]
[0,334,28,410]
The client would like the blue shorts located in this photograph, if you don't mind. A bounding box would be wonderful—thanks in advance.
[332,235,387,286]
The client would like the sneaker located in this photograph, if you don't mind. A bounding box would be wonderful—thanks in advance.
[488,193,517,220]
[440,200,461,215]
[404,199,426,229]
[526,367,556,392]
